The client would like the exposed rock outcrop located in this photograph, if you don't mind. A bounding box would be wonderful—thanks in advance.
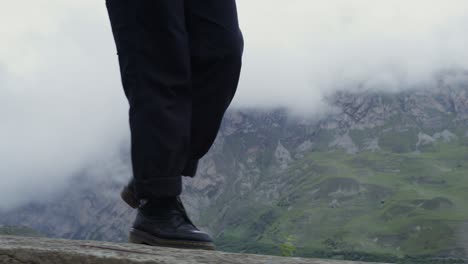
[0,235,391,264]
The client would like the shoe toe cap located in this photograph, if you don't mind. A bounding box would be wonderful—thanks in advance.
[187,230,213,242]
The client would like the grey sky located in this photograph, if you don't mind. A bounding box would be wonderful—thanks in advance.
[1,0,468,209]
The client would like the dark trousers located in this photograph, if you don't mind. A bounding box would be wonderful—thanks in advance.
[106,0,243,199]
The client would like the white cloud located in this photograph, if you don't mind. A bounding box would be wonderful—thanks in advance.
[0,0,128,209]
[234,0,468,112]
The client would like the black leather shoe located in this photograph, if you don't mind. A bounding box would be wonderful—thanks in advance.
[120,179,140,209]
[129,196,215,250]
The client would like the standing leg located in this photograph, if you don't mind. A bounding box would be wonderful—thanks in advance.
[106,0,192,199]
[106,0,241,249]
[181,0,244,177]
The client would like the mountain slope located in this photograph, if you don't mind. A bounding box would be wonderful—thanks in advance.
[1,76,467,262]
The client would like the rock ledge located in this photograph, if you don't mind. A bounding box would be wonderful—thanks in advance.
[0,235,392,264]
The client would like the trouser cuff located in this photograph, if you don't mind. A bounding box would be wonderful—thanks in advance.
[134,176,182,199]
[181,159,199,177]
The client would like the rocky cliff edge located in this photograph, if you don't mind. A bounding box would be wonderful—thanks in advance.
[0,235,392,264]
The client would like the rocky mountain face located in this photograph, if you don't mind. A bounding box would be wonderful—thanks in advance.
[1,75,468,262]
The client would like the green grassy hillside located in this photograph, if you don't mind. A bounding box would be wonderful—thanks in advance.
[0,225,43,237]
[203,129,468,263]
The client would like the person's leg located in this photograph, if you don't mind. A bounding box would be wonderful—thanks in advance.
[107,0,217,249]
[181,0,244,177]
[106,0,192,200]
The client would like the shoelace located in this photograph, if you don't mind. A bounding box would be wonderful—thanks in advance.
[140,196,196,229]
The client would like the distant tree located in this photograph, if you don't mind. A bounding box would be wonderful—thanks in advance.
[280,235,297,257]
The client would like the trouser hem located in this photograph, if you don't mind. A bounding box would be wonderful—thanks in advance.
[181,159,199,177]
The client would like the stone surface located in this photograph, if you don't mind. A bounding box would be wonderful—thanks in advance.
[0,235,392,264]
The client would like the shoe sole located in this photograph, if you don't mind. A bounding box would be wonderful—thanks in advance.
[129,228,216,251]
[120,185,140,209]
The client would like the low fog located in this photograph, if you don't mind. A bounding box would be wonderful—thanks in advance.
[1,0,468,210]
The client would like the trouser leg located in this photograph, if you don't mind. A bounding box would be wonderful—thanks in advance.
[106,0,191,199]
[180,0,244,177]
